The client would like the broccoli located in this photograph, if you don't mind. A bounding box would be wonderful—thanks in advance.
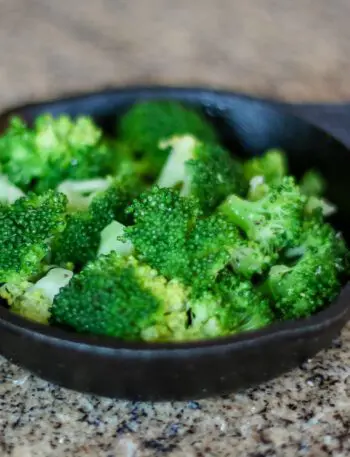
[0,173,25,203]
[157,135,246,213]
[125,186,201,281]
[186,214,272,290]
[299,169,326,197]
[125,187,272,290]
[0,101,347,343]
[118,100,218,176]
[0,190,67,283]
[52,176,135,269]
[0,115,114,192]
[51,253,189,342]
[189,272,274,338]
[218,177,305,254]
[304,196,337,218]
[110,140,154,183]
[261,219,348,318]
[57,178,110,211]
[98,220,134,257]
[298,169,337,218]
[215,272,274,332]
[243,149,287,201]
[1,267,73,324]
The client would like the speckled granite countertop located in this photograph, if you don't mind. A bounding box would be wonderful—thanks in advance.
[1,1,350,456]
[1,328,350,457]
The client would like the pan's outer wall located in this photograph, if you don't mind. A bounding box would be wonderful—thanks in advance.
[0,87,349,401]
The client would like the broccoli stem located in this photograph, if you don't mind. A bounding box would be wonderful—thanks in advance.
[219,194,261,235]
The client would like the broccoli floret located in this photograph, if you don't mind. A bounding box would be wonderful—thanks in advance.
[186,215,272,290]
[285,218,348,270]
[157,135,246,213]
[0,115,114,192]
[51,253,189,341]
[0,190,67,283]
[299,169,326,197]
[1,268,73,324]
[125,186,201,280]
[111,141,154,183]
[298,169,336,218]
[262,219,348,319]
[244,149,287,201]
[219,177,305,254]
[189,273,274,338]
[118,100,218,176]
[215,272,274,332]
[126,188,271,289]
[304,196,337,219]
[52,176,135,269]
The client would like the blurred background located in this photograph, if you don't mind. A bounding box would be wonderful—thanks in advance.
[1,0,350,108]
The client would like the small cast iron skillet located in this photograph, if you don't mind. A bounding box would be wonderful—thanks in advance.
[0,86,350,401]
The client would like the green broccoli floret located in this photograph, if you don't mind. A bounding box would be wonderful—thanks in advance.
[186,215,272,290]
[0,190,67,283]
[51,253,189,342]
[118,100,218,176]
[156,135,246,213]
[261,219,348,319]
[215,272,274,332]
[244,149,287,201]
[299,169,326,197]
[125,186,201,280]
[0,115,113,192]
[111,141,155,183]
[52,176,135,269]
[126,188,271,290]
[1,267,73,324]
[299,169,336,218]
[285,218,348,269]
[219,177,305,254]
[189,273,274,338]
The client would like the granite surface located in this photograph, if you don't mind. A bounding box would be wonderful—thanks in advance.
[1,1,350,456]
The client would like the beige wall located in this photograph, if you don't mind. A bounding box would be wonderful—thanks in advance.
[1,0,350,108]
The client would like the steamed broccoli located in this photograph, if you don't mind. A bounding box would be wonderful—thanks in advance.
[299,169,326,197]
[157,135,246,213]
[0,115,114,192]
[52,176,135,269]
[299,169,337,218]
[244,149,287,200]
[215,272,274,332]
[189,272,274,338]
[261,218,348,318]
[186,214,271,289]
[125,186,200,281]
[0,173,25,203]
[0,104,348,343]
[0,190,67,283]
[51,253,189,341]
[57,178,110,211]
[1,267,73,324]
[98,220,134,257]
[219,177,305,254]
[118,100,218,176]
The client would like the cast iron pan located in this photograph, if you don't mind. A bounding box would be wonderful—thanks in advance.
[0,87,350,401]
